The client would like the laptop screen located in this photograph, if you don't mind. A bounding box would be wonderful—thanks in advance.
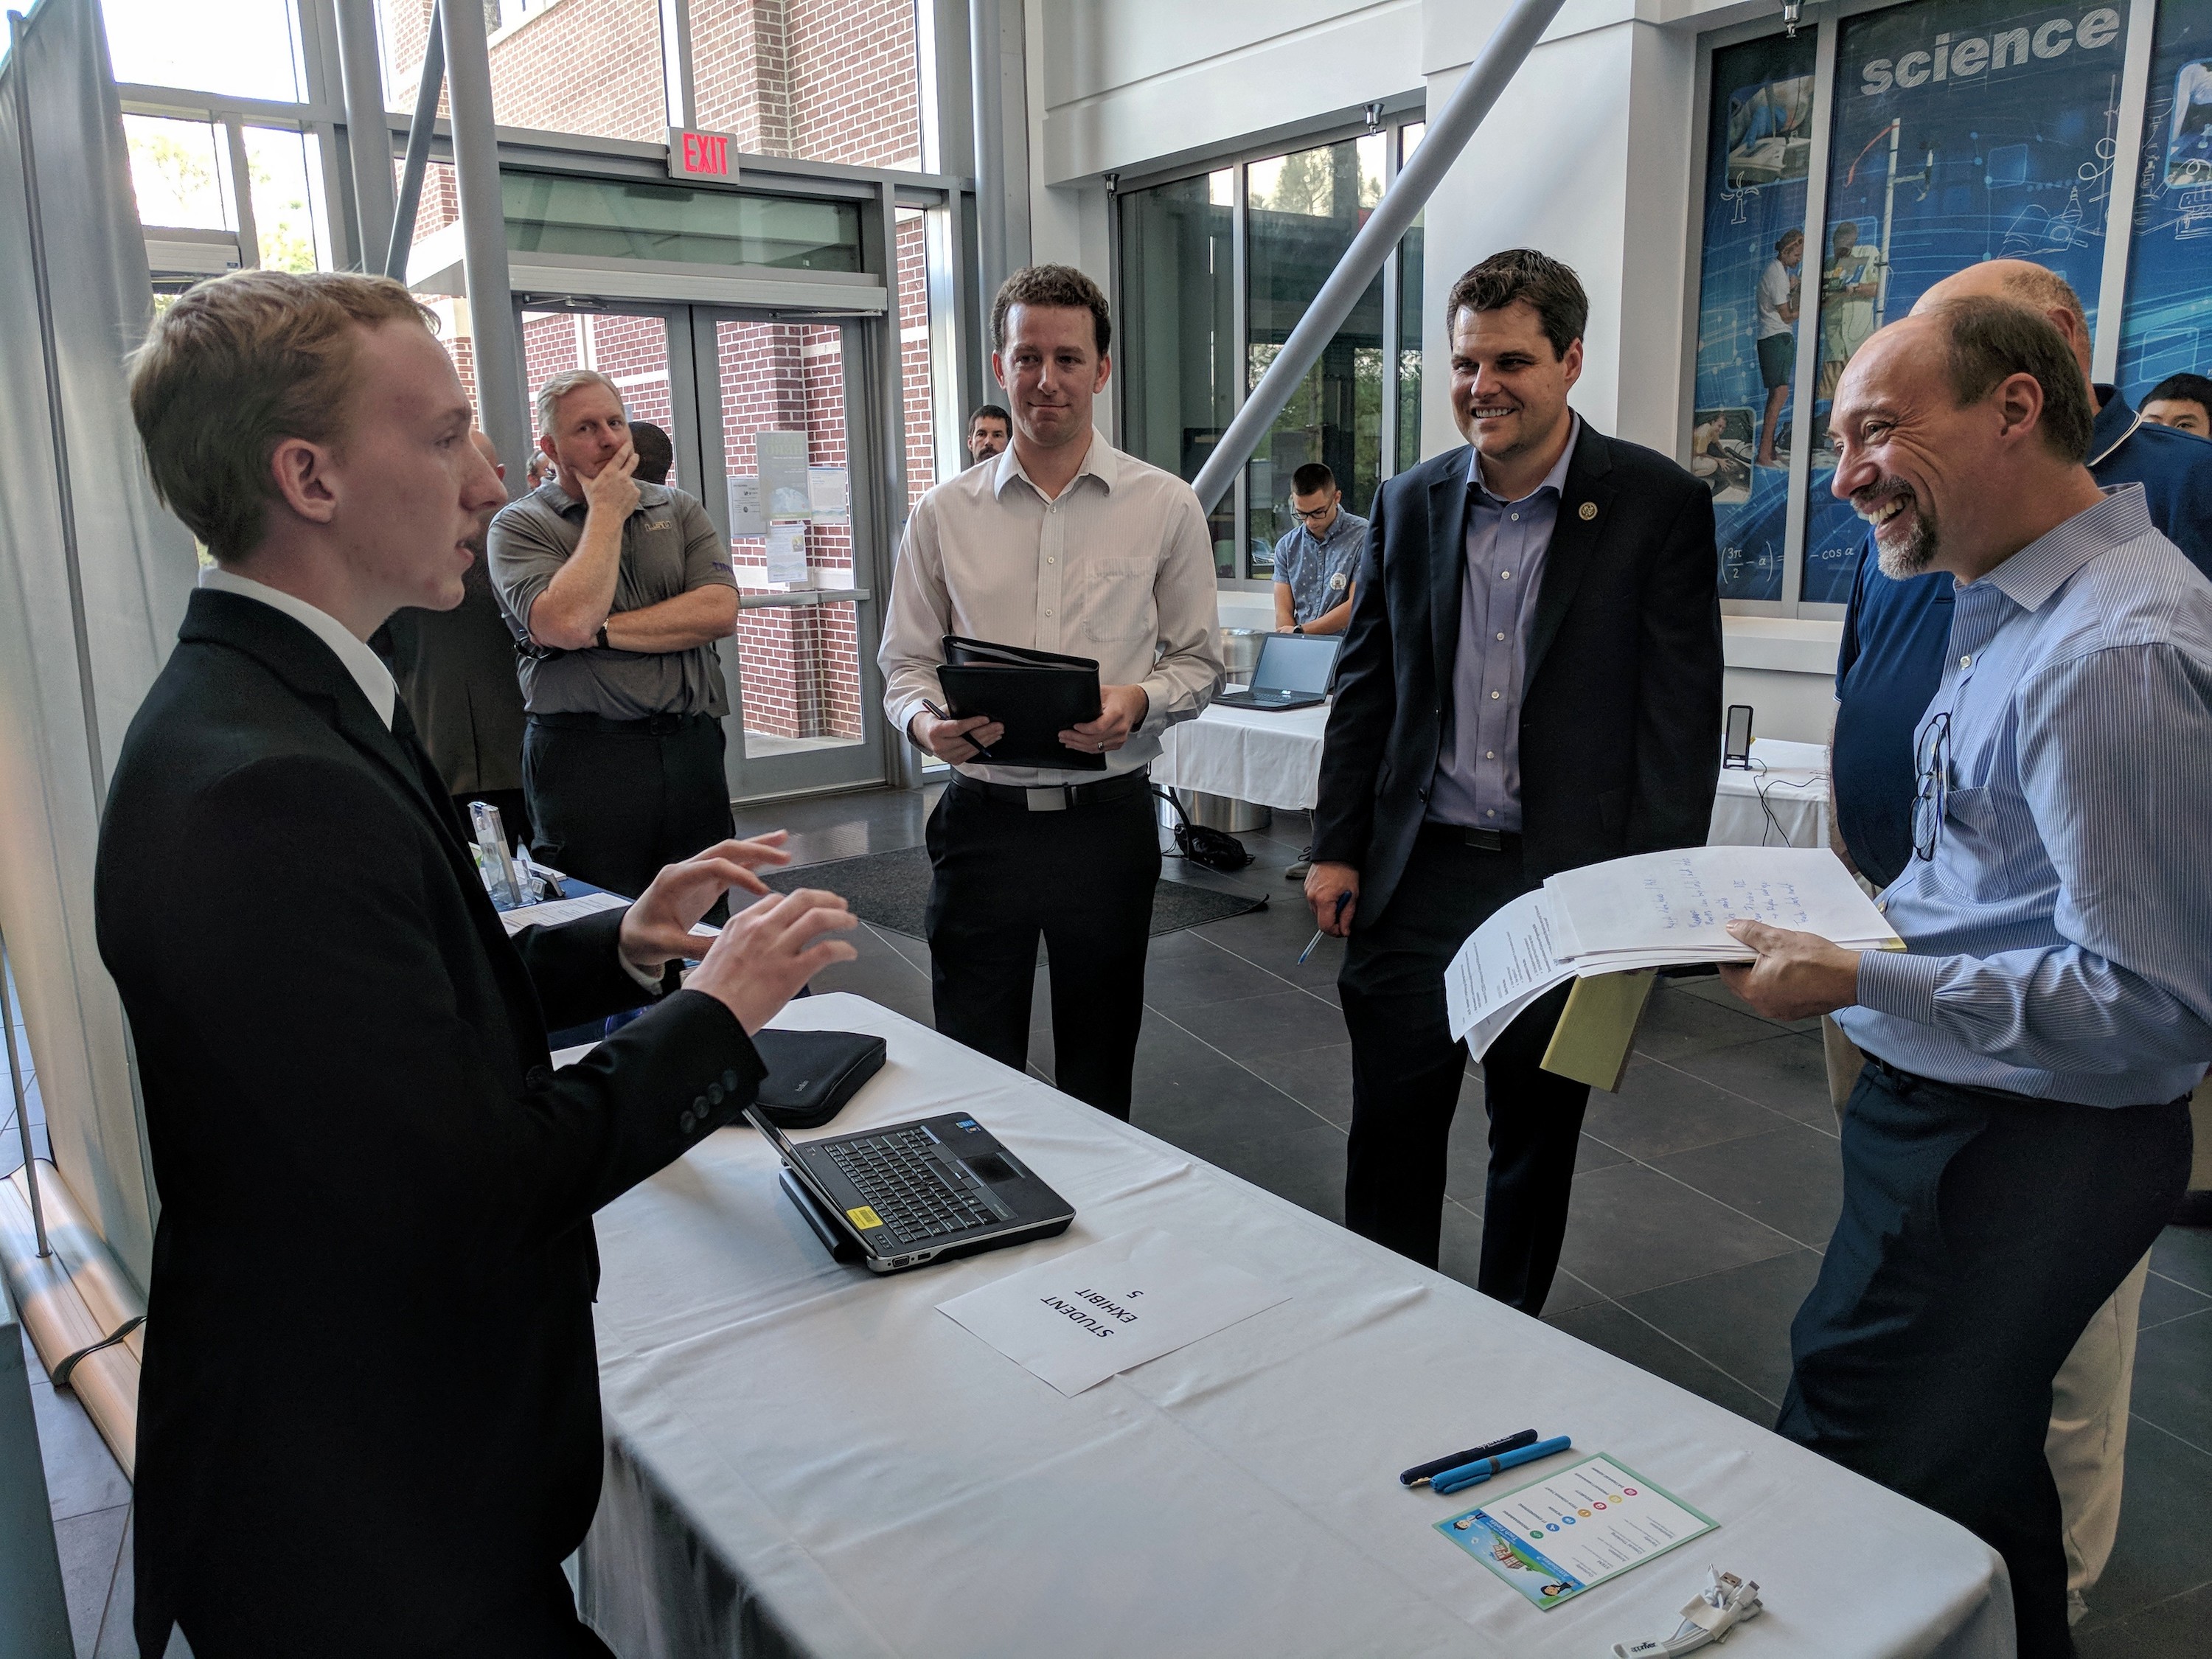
[1251,631,1342,694]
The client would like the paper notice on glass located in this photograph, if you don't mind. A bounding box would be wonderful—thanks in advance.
[807,465,849,520]
[755,429,810,517]
[1544,846,1899,964]
[936,1228,1288,1397]
[765,519,810,585]
[1444,888,1576,1056]
[726,474,764,536]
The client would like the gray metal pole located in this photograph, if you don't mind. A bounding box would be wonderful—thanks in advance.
[0,931,47,1259]
[384,2,444,282]
[1189,0,1566,515]
[438,0,529,474]
[967,0,1006,321]
[8,10,106,817]
[333,0,397,271]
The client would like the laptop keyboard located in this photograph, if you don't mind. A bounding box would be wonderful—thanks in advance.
[825,1128,995,1243]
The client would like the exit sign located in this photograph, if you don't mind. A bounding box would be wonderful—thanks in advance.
[668,128,736,182]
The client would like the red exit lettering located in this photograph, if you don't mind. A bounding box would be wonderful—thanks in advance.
[671,130,733,181]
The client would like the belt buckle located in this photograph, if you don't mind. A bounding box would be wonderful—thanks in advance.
[1467,828,1503,852]
[1025,787,1069,813]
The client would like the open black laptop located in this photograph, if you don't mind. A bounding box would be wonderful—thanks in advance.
[746,1104,1075,1273]
[1214,631,1342,712]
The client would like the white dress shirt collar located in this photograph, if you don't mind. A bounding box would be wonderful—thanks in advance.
[198,565,398,730]
[990,429,1121,501]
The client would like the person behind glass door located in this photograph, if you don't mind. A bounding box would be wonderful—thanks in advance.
[627,418,674,486]
[488,370,740,903]
[370,428,533,845]
[1303,248,1722,1306]
[1755,229,1803,466]
[967,403,1012,467]
[879,265,1222,1119]
[1722,296,2209,1659]
[2142,372,2212,437]
[1270,462,1366,636]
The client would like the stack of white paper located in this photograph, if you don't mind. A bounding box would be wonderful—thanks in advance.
[1445,847,1900,1056]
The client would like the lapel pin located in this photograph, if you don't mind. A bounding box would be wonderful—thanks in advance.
[1579,501,1598,521]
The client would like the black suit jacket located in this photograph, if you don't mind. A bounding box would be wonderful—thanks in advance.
[1313,425,1723,921]
[95,590,765,1655]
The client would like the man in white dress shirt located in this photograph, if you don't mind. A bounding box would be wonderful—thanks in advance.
[880,265,1222,1116]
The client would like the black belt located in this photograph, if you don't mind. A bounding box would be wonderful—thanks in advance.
[529,710,715,736]
[1419,821,1523,854]
[948,768,1152,813]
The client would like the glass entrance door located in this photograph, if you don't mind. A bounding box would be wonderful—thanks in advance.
[514,296,891,804]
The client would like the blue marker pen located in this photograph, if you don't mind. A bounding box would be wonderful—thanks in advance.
[1430,1434,1573,1495]
[1298,890,1352,964]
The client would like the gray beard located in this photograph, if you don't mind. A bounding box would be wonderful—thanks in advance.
[1871,504,1938,580]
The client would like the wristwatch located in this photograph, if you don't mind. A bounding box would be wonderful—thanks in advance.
[594,622,611,650]
[1292,623,1305,634]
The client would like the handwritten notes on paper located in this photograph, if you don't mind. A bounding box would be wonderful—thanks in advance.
[936,1230,1288,1397]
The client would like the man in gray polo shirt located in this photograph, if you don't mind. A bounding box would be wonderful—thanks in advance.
[489,369,739,900]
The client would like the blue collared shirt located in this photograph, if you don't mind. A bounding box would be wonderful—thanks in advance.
[1271,509,1368,625]
[1833,386,2212,887]
[1839,487,2212,1107]
[1428,420,1580,833]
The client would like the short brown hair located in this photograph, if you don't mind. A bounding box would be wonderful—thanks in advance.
[1446,248,1588,359]
[991,264,1111,357]
[1924,295,2094,462]
[128,270,434,560]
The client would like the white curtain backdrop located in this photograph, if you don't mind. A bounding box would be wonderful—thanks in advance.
[0,0,198,1287]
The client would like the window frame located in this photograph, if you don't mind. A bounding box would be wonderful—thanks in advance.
[1110,100,1427,591]
[1688,0,2163,618]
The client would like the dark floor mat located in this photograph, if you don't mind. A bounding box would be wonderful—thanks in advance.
[763,844,1266,939]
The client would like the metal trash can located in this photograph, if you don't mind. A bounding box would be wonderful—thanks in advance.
[1219,626,1266,684]
[1161,786,1270,835]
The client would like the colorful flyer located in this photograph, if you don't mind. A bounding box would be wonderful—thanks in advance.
[1436,1453,1717,1610]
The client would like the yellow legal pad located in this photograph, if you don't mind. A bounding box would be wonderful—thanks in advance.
[1539,971,1658,1093]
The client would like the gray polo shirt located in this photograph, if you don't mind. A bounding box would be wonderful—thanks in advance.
[487,479,735,720]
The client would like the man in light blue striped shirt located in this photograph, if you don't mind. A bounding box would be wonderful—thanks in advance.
[1721,297,2203,1659]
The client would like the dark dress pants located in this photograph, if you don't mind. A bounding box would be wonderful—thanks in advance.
[159,1566,614,1658]
[1339,826,1591,1310]
[522,714,734,901]
[924,779,1160,1119]
[1778,1060,2191,1659]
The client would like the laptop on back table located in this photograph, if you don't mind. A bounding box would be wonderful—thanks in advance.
[1213,631,1342,712]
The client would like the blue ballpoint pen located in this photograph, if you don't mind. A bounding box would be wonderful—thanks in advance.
[1430,1434,1573,1496]
[1298,890,1351,964]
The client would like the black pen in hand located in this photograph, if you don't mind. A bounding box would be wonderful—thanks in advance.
[922,699,993,761]
[1298,889,1351,964]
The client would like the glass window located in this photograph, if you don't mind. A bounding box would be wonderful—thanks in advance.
[690,0,922,170]
[1691,33,1817,603]
[1397,121,1425,470]
[104,0,307,102]
[502,173,863,271]
[244,127,329,273]
[1118,170,1236,573]
[2117,4,2212,397]
[1800,0,2132,602]
[1246,133,1386,577]
[123,114,234,231]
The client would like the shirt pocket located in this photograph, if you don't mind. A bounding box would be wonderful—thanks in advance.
[1080,557,1157,644]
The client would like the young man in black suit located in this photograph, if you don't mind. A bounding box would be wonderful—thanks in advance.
[1305,248,1722,1311]
[98,270,858,1657]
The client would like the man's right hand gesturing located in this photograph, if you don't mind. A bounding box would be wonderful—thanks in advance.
[686,888,859,1034]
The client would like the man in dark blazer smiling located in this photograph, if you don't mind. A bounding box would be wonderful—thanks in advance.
[97,270,857,1657]
[1307,248,1722,1310]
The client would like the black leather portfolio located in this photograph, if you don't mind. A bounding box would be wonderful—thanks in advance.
[746,1029,888,1129]
[936,635,1105,771]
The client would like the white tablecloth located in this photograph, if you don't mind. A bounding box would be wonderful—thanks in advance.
[574,993,2008,1659]
[1155,714,1833,849]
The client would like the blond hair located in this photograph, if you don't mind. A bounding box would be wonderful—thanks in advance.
[127,270,435,560]
[534,369,625,438]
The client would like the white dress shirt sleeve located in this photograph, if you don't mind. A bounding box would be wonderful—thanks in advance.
[1134,490,1225,734]
[878,494,952,745]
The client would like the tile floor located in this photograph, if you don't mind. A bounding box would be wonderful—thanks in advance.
[13,786,2212,1655]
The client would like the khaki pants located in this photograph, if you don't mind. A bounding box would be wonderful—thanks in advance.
[1818,1017,2165,1604]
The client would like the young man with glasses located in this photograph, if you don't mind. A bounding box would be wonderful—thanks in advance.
[1722,297,2211,1659]
[1270,462,1366,637]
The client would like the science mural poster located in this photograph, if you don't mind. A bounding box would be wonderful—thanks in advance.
[2118,1,2212,400]
[1694,32,1817,602]
[1801,1,2132,603]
